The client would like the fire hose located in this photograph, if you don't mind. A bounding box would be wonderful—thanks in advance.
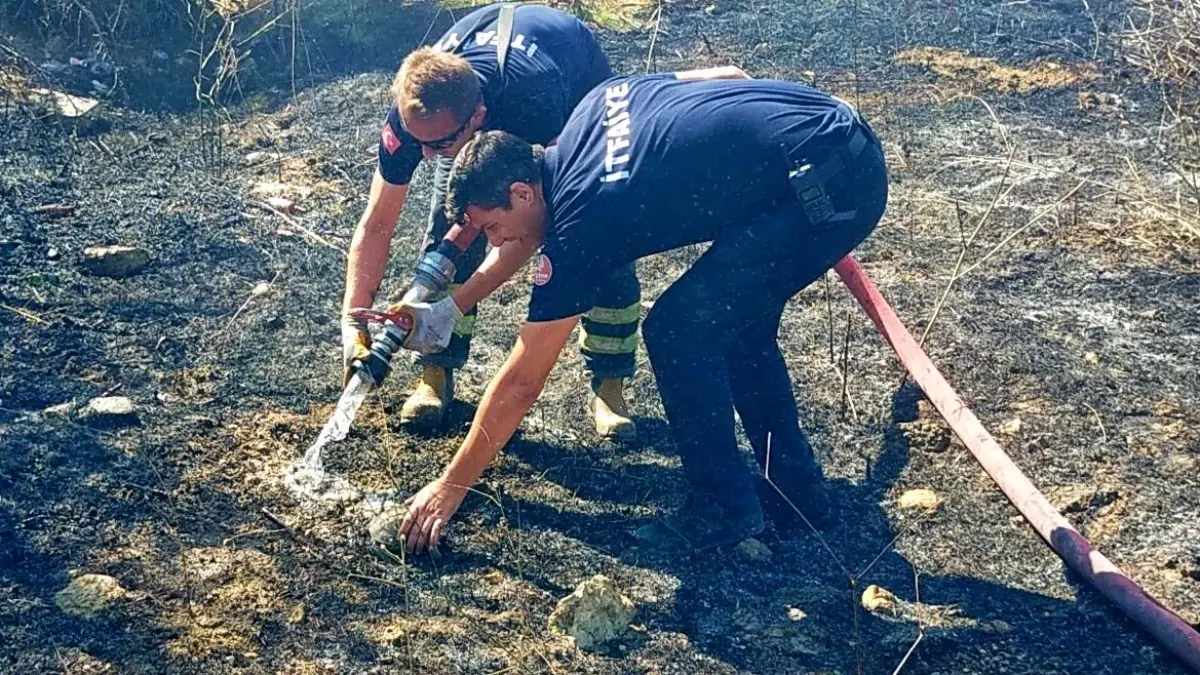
[348,222,481,386]
[833,254,1200,672]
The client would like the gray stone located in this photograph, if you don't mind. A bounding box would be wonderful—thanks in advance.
[736,537,773,561]
[82,245,150,277]
[81,396,138,427]
[368,505,408,554]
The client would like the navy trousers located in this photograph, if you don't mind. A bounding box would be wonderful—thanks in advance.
[641,128,889,511]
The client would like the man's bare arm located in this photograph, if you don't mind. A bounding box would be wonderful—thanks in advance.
[673,65,751,81]
[342,168,409,314]
[440,316,579,487]
[450,237,540,312]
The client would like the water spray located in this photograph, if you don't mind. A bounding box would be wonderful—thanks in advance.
[284,222,482,511]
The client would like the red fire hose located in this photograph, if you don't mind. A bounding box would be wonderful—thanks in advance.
[833,254,1200,672]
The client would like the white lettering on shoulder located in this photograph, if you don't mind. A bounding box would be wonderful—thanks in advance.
[472,31,539,56]
[434,32,462,51]
[599,82,633,183]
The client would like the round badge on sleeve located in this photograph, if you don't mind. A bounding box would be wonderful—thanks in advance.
[534,254,553,286]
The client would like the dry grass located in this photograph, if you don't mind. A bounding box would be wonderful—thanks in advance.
[892,47,1099,96]
[439,0,657,31]
[1124,0,1200,113]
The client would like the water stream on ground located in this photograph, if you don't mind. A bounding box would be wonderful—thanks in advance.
[283,371,374,510]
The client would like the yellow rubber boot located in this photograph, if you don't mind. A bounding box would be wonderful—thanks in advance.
[400,365,453,430]
[590,378,636,441]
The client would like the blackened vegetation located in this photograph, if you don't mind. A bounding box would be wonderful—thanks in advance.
[2,0,1199,673]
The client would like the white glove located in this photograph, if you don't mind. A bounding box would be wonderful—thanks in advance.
[400,296,463,355]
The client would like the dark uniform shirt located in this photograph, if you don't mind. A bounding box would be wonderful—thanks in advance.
[528,73,862,322]
[377,3,612,186]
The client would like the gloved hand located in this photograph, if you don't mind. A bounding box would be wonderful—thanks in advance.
[340,314,372,387]
[397,296,463,355]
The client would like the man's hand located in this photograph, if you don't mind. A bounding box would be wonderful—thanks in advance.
[399,478,468,553]
[398,296,463,354]
[674,65,751,81]
[341,315,372,387]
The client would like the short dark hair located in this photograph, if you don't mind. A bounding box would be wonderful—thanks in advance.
[445,130,544,224]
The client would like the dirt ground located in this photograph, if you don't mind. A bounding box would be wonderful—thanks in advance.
[2,0,1199,673]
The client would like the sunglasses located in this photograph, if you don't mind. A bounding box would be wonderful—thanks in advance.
[402,98,480,152]
[417,114,474,151]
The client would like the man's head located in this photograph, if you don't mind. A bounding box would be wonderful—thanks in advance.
[392,47,487,159]
[446,130,548,248]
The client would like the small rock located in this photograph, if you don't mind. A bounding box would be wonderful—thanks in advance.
[262,315,285,331]
[547,574,636,651]
[861,584,896,613]
[56,574,127,617]
[250,281,272,296]
[1047,485,1120,514]
[787,607,807,621]
[736,537,773,561]
[899,415,950,453]
[368,505,436,559]
[46,247,60,260]
[244,151,267,165]
[981,619,1012,634]
[897,488,941,511]
[82,245,151,277]
[1084,351,1099,364]
[287,603,306,625]
[999,418,1022,435]
[81,396,138,427]
[265,196,301,214]
[44,401,77,416]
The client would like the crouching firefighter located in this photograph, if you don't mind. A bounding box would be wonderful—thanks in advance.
[339,2,641,440]
[392,69,890,554]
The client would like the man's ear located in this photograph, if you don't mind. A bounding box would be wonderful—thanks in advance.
[510,182,534,206]
[470,102,487,129]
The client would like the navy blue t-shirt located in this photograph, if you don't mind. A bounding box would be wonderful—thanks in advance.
[377,4,612,186]
[528,74,862,322]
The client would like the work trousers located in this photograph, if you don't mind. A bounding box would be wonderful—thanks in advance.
[640,125,889,512]
[416,156,641,379]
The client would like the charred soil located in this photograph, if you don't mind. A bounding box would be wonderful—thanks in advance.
[2,1,1199,673]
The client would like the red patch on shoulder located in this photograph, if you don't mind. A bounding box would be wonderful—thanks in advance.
[533,254,553,286]
[381,123,401,154]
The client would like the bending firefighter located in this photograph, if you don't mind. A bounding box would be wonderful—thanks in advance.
[394,70,890,553]
[340,2,641,439]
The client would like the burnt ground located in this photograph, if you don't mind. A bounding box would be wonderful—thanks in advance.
[2,0,1199,673]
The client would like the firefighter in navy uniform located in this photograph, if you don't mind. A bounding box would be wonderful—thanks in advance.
[391,68,890,554]
[340,2,642,440]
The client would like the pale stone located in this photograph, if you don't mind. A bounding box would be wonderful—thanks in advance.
[82,245,150,277]
[56,574,127,617]
[548,574,636,650]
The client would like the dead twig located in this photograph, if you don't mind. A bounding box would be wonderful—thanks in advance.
[248,200,346,256]
[939,155,1200,238]
[1,303,48,324]
[955,180,1087,279]
[260,507,317,548]
[28,203,76,217]
[1085,402,1108,443]
[917,149,1017,349]
[643,0,664,73]
[890,563,926,675]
